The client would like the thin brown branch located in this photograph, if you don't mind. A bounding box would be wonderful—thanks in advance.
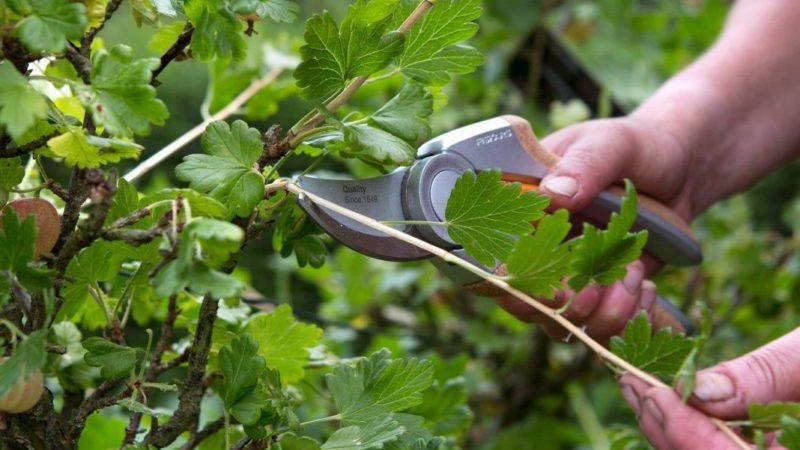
[179,417,226,450]
[54,168,89,253]
[0,132,60,158]
[144,295,219,448]
[54,170,117,272]
[152,23,195,85]
[64,43,91,84]
[66,380,131,445]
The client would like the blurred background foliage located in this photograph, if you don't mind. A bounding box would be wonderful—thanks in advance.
[77,0,800,448]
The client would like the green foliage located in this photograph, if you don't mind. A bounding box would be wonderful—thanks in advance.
[246,304,323,384]
[0,330,47,397]
[154,219,246,298]
[47,127,143,168]
[82,337,144,379]
[219,333,269,424]
[11,0,87,53]
[395,0,484,85]
[176,120,265,218]
[506,209,573,297]
[444,169,549,266]
[184,0,248,61]
[0,209,53,290]
[0,63,48,140]
[569,180,648,291]
[322,414,404,450]
[78,44,169,138]
[327,349,433,426]
[610,312,695,380]
[749,402,800,428]
[294,0,405,100]
[780,416,800,450]
[370,83,434,143]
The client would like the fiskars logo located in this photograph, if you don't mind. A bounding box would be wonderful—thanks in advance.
[475,129,513,146]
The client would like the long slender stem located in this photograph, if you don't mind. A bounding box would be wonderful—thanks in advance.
[124,68,283,183]
[283,181,750,450]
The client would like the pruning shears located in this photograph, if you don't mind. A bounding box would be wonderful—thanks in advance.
[295,115,701,334]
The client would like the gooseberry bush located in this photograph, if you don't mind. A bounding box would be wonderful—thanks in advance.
[0,0,799,449]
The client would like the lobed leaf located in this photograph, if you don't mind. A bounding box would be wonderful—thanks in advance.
[506,209,573,298]
[568,180,648,291]
[444,170,549,267]
[0,64,48,140]
[83,337,144,379]
[610,312,695,380]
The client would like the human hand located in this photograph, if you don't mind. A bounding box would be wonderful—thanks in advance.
[619,327,800,449]
[497,117,694,342]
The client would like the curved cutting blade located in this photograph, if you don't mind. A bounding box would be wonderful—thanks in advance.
[296,171,433,261]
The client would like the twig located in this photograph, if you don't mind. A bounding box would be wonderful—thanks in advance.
[179,417,226,450]
[54,168,89,253]
[0,132,60,158]
[283,181,751,450]
[67,380,131,445]
[286,0,434,142]
[124,68,284,183]
[144,295,218,447]
[152,23,195,84]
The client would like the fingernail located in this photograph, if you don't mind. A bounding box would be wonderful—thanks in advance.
[640,280,656,311]
[643,398,664,425]
[542,176,579,198]
[622,264,644,296]
[693,371,735,402]
[620,383,641,415]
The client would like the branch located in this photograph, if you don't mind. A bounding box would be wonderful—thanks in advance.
[67,380,131,445]
[152,23,195,85]
[286,0,434,142]
[81,0,125,51]
[0,132,59,158]
[64,43,91,84]
[144,294,218,448]
[179,416,226,450]
[282,181,751,450]
[124,68,283,183]
[53,170,117,272]
[54,168,89,253]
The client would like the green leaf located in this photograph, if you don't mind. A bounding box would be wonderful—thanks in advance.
[749,402,800,428]
[294,1,405,100]
[507,209,572,298]
[332,123,417,166]
[370,84,433,143]
[220,334,266,408]
[610,312,695,380]
[230,388,269,425]
[780,415,800,450]
[383,414,435,450]
[0,157,24,191]
[0,209,54,290]
[143,189,229,219]
[186,218,244,266]
[410,378,472,437]
[0,63,48,140]
[82,337,144,379]
[148,21,187,53]
[444,169,550,266]
[176,120,266,218]
[246,304,322,384]
[15,0,87,53]
[230,0,299,22]
[153,223,245,299]
[185,0,247,61]
[568,180,648,291]
[327,349,434,426]
[78,44,169,138]
[396,0,483,85]
[0,330,47,398]
[280,434,322,450]
[322,414,404,450]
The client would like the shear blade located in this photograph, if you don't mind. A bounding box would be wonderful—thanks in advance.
[296,172,433,261]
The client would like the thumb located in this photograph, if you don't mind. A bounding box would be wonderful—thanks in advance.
[689,327,800,419]
[538,120,638,212]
